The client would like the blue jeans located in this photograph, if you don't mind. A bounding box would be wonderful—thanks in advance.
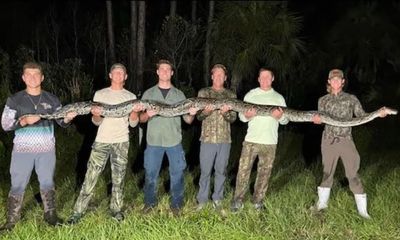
[143,144,186,209]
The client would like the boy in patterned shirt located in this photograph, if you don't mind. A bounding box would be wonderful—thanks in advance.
[0,62,77,231]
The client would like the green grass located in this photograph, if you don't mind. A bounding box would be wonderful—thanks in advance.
[0,126,399,240]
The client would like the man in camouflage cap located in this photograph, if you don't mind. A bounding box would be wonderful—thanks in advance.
[67,63,143,224]
[311,68,389,219]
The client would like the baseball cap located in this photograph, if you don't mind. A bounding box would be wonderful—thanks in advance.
[110,63,127,73]
[328,69,344,79]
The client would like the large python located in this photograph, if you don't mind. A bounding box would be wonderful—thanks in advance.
[28,98,397,127]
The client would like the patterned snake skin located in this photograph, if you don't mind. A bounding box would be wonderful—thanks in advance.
[29,97,397,127]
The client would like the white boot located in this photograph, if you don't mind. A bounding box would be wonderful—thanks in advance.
[354,193,371,219]
[316,187,331,211]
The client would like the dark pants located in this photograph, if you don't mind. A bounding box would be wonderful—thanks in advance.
[320,138,364,194]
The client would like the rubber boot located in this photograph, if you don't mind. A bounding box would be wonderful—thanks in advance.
[354,193,371,219]
[310,187,331,212]
[41,189,63,226]
[0,194,24,232]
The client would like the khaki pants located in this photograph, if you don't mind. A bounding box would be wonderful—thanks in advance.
[233,141,276,204]
[320,138,364,194]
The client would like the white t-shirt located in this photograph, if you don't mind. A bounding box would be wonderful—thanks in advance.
[93,87,137,143]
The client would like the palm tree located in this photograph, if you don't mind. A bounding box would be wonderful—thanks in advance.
[211,2,305,99]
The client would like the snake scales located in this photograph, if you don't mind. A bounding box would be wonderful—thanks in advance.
[28,97,397,127]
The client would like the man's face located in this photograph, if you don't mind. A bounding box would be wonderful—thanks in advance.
[22,68,44,89]
[109,67,127,84]
[211,68,226,89]
[258,70,273,90]
[328,77,344,91]
[157,63,173,81]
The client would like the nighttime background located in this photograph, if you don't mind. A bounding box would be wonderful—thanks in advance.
[0,1,399,239]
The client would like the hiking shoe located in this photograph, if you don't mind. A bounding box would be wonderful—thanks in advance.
[111,211,125,222]
[141,205,154,215]
[230,201,243,213]
[253,202,265,211]
[171,207,181,217]
[196,202,207,211]
[212,200,222,210]
[66,212,83,225]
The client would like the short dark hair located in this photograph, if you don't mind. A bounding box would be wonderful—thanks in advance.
[156,59,174,70]
[258,67,274,78]
[23,62,43,74]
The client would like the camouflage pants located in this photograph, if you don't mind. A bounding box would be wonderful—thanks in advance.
[73,141,129,214]
[233,141,276,204]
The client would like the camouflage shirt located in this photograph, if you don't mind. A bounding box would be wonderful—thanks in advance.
[318,91,366,140]
[197,87,237,143]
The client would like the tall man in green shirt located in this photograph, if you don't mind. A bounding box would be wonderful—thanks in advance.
[139,59,198,216]
[231,67,288,212]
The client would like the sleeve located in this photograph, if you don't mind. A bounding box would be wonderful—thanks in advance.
[352,95,366,117]
[141,89,151,101]
[222,91,237,123]
[196,89,210,121]
[317,97,324,112]
[1,97,22,131]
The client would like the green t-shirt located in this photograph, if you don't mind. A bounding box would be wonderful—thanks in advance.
[141,85,186,147]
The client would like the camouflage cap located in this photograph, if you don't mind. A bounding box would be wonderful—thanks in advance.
[328,69,344,79]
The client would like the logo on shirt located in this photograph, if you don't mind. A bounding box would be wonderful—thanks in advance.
[40,102,52,110]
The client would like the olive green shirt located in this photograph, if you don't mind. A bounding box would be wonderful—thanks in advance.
[197,87,237,143]
[318,91,366,140]
[142,85,186,147]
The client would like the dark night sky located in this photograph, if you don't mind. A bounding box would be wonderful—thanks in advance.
[0,1,208,53]
[0,1,392,53]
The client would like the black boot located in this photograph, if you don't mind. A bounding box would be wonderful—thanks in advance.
[0,194,24,232]
[40,189,63,226]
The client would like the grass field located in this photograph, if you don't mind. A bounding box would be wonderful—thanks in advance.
[0,123,399,240]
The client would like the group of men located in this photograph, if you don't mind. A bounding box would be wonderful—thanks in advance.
[0,60,389,231]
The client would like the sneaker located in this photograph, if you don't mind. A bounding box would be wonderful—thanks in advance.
[212,200,222,210]
[230,200,243,213]
[66,212,83,225]
[171,207,181,217]
[253,202,265,211]
[141,205,154,215]
[111,211,125,222]
[196,202,206,211]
